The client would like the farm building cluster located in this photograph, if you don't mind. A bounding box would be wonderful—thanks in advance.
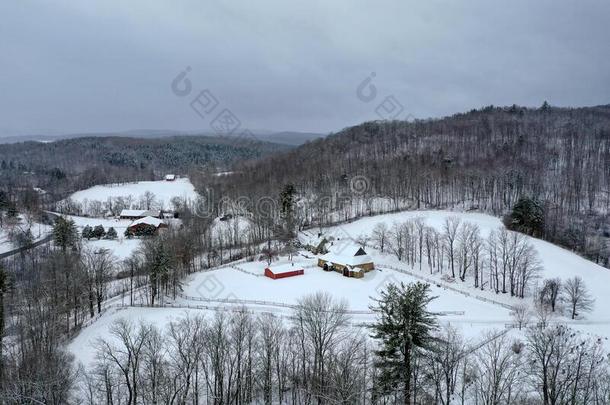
[120,209,168,236]
[302,232,375,279]
[261,241,374,281]
[126,216,168,236]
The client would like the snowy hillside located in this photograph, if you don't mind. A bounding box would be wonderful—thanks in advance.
[63,178,199,215]
[69,256,512,367]
[304,210,610,340]
[68,209,610,370]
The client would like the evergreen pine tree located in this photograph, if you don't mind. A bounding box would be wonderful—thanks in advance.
[133,225,156,237]
[92,224,106,239]
[15,228,34,249]
[504,196,545,236]
[105,227,118,240]
[82,225,93,240]
[370,282,438,404]
[279,183,296,238]
[53,216,78,251]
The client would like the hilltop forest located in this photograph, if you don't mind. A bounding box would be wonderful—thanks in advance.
[198,104,610,267]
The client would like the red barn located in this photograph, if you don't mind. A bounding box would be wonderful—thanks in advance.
[264,263,304,280]
[127,216,168,236]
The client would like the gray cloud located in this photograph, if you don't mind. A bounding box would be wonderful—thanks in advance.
[1,0,609,136]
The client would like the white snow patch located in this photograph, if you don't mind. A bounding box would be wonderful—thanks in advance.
[84,238,142,260]
[68,178,199,211]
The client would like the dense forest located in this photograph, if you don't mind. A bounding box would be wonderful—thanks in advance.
[197,104,610,267]
[0,135,289,203]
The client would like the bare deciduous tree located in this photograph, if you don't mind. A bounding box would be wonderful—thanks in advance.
[95,319,152,405]
[540,278,561,312]
[293,291,349,403]
[82,248,115,316]
[511,303,531,330]
[443,217,461,279]
[564,276,595,319]
[473,332,523,405]
[533,297,554,329]
[371,222,389,252]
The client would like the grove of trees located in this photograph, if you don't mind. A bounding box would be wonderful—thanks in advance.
[67,288,610,405]
[372,217,541,298]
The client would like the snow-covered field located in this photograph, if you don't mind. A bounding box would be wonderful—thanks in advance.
[0,214,52,254]
[56,214,139,258]
[69,307,202,366]
[318,210,610,314]
[52,177,202,260]
[306,210,610,342]
[69,209,610,368]
[84,238,142,260]
[56,178,197,258]
[67,178,198,211]
[178,259,511,327]
[55,212,179,260]
[70,261,509,367]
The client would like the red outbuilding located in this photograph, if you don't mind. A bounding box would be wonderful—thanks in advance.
[264,263,304,280]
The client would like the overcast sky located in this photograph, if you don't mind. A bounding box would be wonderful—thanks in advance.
[1,0,609,137]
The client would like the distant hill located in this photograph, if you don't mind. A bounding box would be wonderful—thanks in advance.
[0,129,182,144]
[0,129,326,146]
[252,131,325,146]
[0,134,290,197]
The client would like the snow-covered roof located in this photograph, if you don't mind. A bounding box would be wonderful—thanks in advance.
[319,252,373,268]
[129,216,164,227]
[120,209,160,217]
[266,262,304,274]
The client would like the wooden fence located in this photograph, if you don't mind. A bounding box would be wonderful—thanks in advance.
[377,263,514,311]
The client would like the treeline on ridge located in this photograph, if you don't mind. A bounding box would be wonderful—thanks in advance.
[198,104,610,267]
[0,135,289,202]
